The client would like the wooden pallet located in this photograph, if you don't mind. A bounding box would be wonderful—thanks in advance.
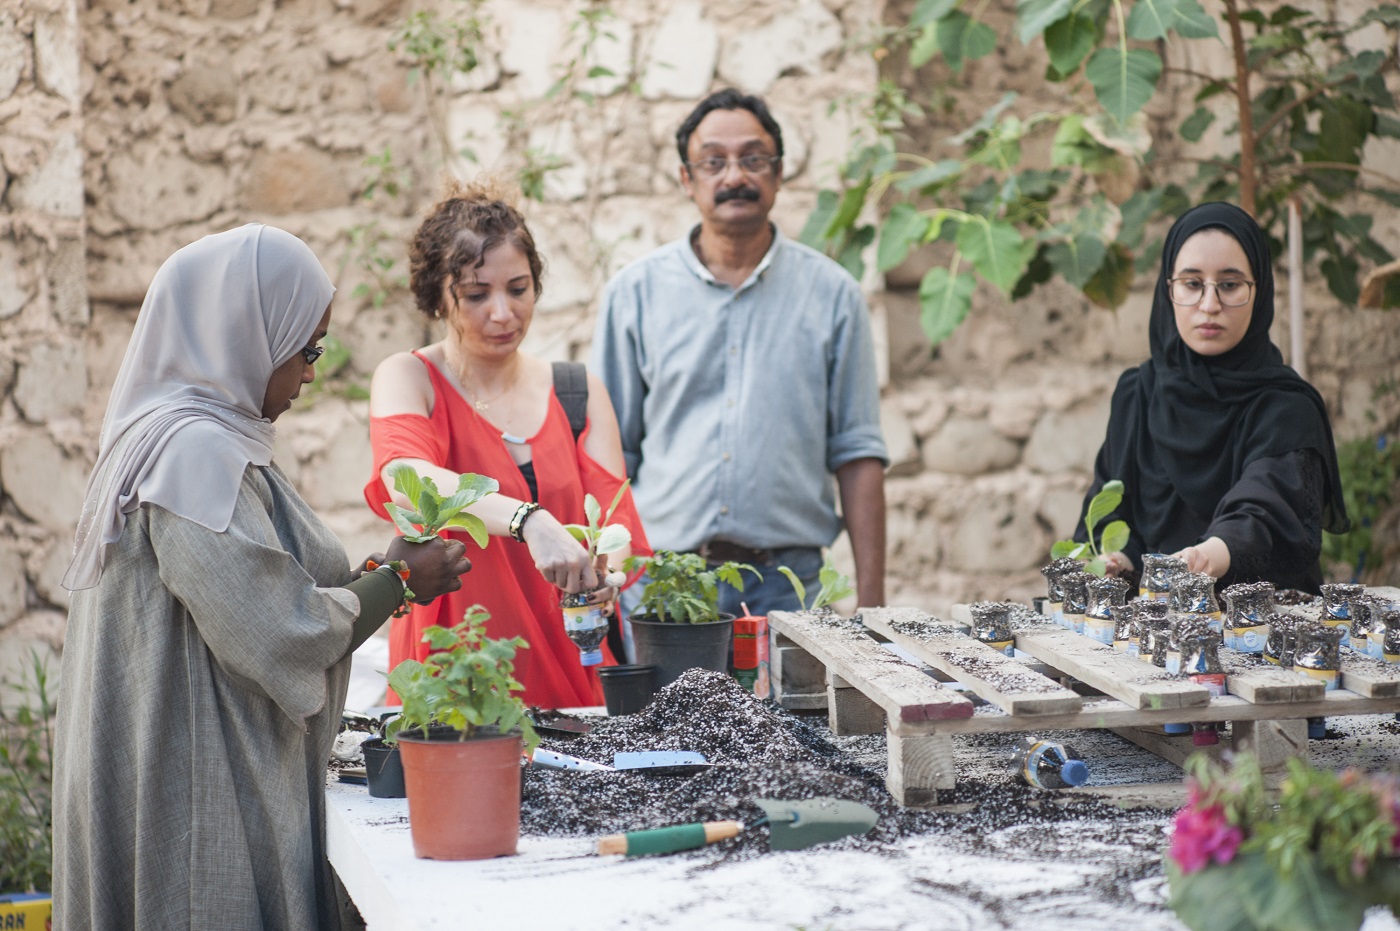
[768,604,1400,808]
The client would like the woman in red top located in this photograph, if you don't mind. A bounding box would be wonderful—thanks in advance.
[365,178,648,709]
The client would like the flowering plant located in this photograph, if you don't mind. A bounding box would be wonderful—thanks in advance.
[1167,752,1400,931]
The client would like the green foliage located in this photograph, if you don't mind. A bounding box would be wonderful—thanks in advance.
[808,0,1400,348]
[625,550,761,624]
[1321,434,1400,577]
[0,652,54,893]
[779,558,855,612]
[385,463,498,550]
[1051,479,1130,576]
[563,481,632,558]
[385,605,538,752]
[389,0,487,86]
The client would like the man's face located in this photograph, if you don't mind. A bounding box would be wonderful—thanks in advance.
[679,108,781,234]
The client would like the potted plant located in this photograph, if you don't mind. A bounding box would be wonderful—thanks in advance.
[779,557,855,614]
[1167,752,1400,931]
[558,483,632,666]
[624,550,759,690]
[360,714,405,799]
[384,605,539,860]
[1050,479,1130,577]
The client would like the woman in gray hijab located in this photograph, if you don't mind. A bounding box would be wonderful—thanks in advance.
[53,224,470,930]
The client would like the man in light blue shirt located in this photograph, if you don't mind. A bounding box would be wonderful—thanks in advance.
[591,89,888,616]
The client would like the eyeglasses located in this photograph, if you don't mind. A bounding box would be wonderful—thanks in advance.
[299,344,326,365]
[685,154,781,177]
[1168,277,1255,308]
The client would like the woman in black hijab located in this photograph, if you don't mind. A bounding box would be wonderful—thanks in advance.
[1075,202,1348,593]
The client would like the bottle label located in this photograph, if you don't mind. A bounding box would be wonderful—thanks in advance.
[562,605,609,661]
[1294,666,1340,690]
[1321,617,1352,648]
[1064,611,1085,634]
[1231,625,1267,654]
[1189,672,1227,697]
[1046,601,1063,621]
[1164,651,1181,675]
[1385,651,1400,665]
[1114,638,1139,657]
[984,638,1014,657]
[1084,619,1113,645]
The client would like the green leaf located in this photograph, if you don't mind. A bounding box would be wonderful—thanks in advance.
[836,225,875,281]
[912,0,959,26]
[1085,479,1124,535]
[876,204,933,273]
[800,189,841,248]
[586,65,614,79]
[386,503,430,542]
[1084,240,1136,308]
[895,159,962,193]
[583,493,601,528]
[1016,0,1073,44]
[1050,540,1090,559]
[1046,232,1109,288]
[778,566,808,611]
[909,21,941,68]
[1117,188,1164,250]
[388,463,428,508]
[442,512,490,549]
[956,219,1033,294]
[937,11,997,71]
[1127,0,1180,41]
[1100,519,1130,555]
[1179,106,1215,142]
[1359,6,1400,28]
[1085,47,1162,125]
[823,179,872,241]
[918,266,977,345]
[594,524,632,555]
[603,479,631,524]
[1044,13,1098,75]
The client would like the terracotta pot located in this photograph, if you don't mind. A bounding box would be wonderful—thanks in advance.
[398,728,522,860]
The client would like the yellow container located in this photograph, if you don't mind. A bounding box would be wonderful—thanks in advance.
[0,892,51,929]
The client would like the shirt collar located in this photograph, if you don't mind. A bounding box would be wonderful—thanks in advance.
[681,223,783,292]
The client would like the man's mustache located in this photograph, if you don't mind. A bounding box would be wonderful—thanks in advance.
[715,186,761,204]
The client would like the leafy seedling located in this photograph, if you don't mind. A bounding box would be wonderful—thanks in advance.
[1050,478,1131,576]
[385,462,498,548]
[563,480,632,560]
[780,558,855,611]
[625,550,761,624]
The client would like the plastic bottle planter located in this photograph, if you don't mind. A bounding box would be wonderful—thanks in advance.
[1320,582,1365,650]
[1221,581,1275,654]
[1381,608,1400,664]
[1351,595,1375,658]
[1371,602,1397,661]
[1111,603,1138,655]
[1141,616,1173,668]
[1140,554,1188,602]
[1170,572,1222,634]
[1129,600,1170,661]
[1012,737,1089,789]
[1060,571,1092,635]
[968,602,1015,656]
[1180,629,1227,698]
[1040,557,1080,627]
[560,591,609,666]
[1264,614,1300,668]
[1084,576,1130,645]
[1293,623,1345,691]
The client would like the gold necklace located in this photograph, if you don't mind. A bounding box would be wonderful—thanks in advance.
[449,346,518,412]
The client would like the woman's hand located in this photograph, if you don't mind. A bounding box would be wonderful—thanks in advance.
[1103,552,1134,577]
[1173,536,1232,579]
[520,510,600,594]
[385,535,472,604]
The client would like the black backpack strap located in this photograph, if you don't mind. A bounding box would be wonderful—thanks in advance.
[552,361,589,443]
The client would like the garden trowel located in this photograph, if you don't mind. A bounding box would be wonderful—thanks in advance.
[595,797,879,857]
[529,748,713,776]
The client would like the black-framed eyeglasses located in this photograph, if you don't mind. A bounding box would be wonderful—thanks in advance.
[1167,277,1255,308]
[685,154,781,177]
[299,344,326,365]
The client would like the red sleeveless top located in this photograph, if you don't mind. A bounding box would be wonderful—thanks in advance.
[365,352,649,709]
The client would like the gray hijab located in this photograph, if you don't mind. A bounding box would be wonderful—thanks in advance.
[64,224,335,591]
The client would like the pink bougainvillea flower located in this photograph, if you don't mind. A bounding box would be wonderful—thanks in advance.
[1170,802,1244,874]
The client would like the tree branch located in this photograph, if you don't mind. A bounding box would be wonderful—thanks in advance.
[1224,0,1257,217]
[1163,66,1238,97]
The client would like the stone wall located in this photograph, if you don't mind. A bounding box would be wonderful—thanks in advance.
[1,0,1398,689]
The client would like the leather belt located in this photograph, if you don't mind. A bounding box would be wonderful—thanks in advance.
[693,540,777,566]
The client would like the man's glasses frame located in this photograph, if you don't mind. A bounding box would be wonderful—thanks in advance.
[684,154,782,177]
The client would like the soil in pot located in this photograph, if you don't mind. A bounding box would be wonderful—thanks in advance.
[629,613,734,690]
[399,728,522,860]
[596,664,656,715]
[362,737,405,799]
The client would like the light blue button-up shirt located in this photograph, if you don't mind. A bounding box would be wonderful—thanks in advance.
[590,225,888,553]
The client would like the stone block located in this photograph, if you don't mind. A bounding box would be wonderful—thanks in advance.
[0,238,32,320]
[9,131,84,219]
[526,120,586,202]
[27,540,72,612]
[920,416,1021,476]
[169,61,239,124]
[879,399,920,477]
[947,490,1047,573]
[0,13,26,102]
[446,100,509,169]
[210,0,261,18]
[1038,485,1085,542]
[83,310,138,405]
[987,386,1045,440]
[1021,399,1112,475]
[247,57,329,114]
[578,17,631,99]
[641,1,717,100]
[718,0,843,94]
[338,301,425,379]
[49,235,89,325]
[242,146,351,214]
[34,9,81,104]
[303,427,373,511]
[107,147,228,230]
[0,430,89,532]
[14,341,87,423]
[500,3,564,99]
[0,612,65,717]
[0,540,28,629]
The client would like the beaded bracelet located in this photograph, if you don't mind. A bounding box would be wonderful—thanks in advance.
[509,502,542,543]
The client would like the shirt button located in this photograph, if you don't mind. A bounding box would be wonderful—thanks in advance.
[719,505,730,515]
[729,346,738,355]
[726,399,735,408]
[722,452,731,461]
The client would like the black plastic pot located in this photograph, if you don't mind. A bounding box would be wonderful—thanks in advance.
[596,664,657,715]
[629,613,735,691]
[362,737,406,798]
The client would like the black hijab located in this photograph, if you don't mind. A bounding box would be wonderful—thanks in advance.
[1101,202,1348,549]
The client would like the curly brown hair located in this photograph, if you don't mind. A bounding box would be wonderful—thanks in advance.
[408,176,544,319]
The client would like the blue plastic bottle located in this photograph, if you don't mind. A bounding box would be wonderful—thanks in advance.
[1013,737,1089,789]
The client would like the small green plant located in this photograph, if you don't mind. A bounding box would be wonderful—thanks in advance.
[563,481,632,560]
[385,605,539,752]
[625,550,760,624]
[1051,479,1130,577]
[388,0,487,87]
[779,558,854,612]
[385,463,498,549]
[1322,434,1399,579]
[0,651,54,893]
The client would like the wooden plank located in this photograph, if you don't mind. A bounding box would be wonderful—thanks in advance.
[861,606,1082,716]
[1013,627,1212,711]
[1219,649,1326,703]
[771,641,828,711]
[827,683,886,736]
[769,611,974,727]
[1111,726,1224,770]
[1232,719,1308,785]
[1340,652,1400,698]
[885,724,955,807]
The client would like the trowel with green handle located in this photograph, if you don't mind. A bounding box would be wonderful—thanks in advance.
[595,797,879,857]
